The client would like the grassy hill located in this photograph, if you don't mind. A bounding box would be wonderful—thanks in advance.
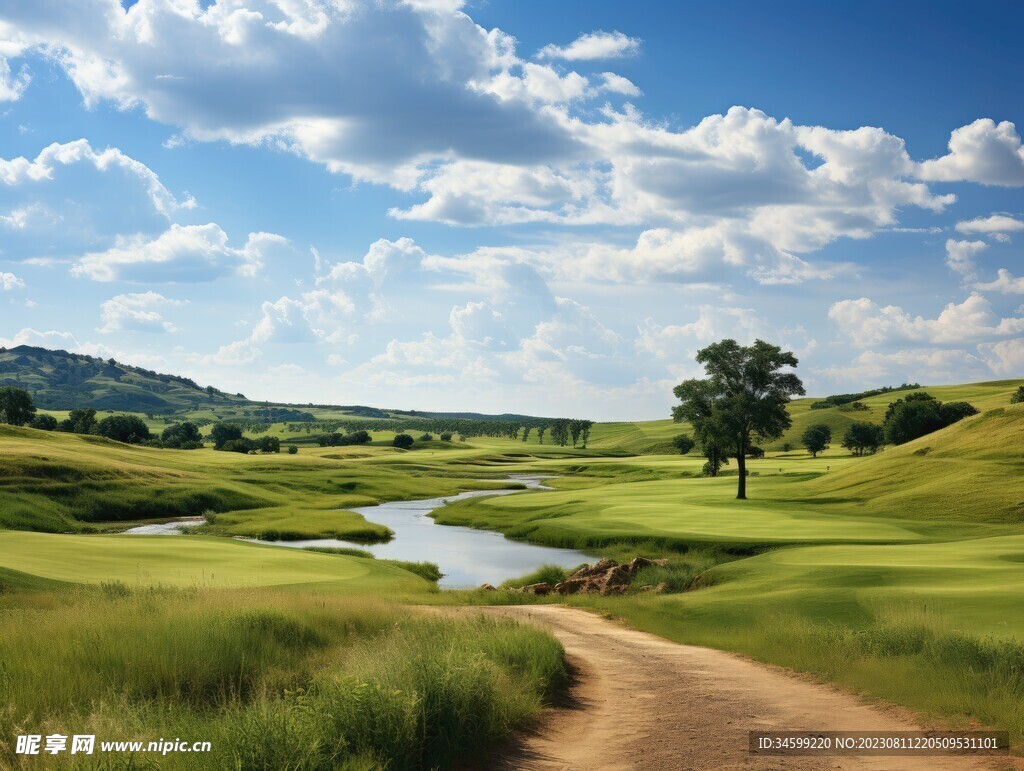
[0,345,250,413]
[587,379,1024,454]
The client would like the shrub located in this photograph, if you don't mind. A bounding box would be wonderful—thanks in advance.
[220,438,257,454]
[883,392,979,445]
[97,414,152,444]
[439,432,453,441]
[419,433,434,441]
[161,421,203,449]
[1011,386,1024,404]
[29,413,58,431]
[256,436,281,454]
[287,446,298,455]
[392,434,414,450]
[671,434,695,455]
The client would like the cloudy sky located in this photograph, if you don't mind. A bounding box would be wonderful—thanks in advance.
[0,0,1022,419]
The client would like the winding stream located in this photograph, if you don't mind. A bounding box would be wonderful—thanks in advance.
[124,475,590,588]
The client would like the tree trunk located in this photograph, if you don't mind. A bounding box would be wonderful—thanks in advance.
[736,432,747,499]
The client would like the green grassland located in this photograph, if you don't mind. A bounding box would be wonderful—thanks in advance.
[0,531,432,592]
[0,586,566,769]
[3,374,1024,757]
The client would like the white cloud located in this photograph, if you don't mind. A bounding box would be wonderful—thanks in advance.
[945,238,987,278]
[979,339,1024,376]
[829,294,1024,347]
[917,119,1024,186]
[71,223,289,282]
[0,139,195,216]
[0,327,77,349]
[955,213,1024,235]
[817,348,989,384]
[598,72,641,96]
[0,271,24,290]
[974,268,1024,294]
[537,31,641,61]
[0,55,29,101]
[98,291,184,333]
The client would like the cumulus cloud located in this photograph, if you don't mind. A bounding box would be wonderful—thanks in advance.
[979,338,1024,376]
[829,294,1024,347]
[71,223,289,282]
[0,271,25,290]
[918,119,1024,186]
[537,31,641,61]
[974,268,1024,294]
[945,239,987,278]
[98,291,184,333]
[0,327,78,349]
[0,139,195,216]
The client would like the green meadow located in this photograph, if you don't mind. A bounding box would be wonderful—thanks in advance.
[2,376,1024,762]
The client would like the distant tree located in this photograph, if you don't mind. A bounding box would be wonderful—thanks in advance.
[782,442,792,452]
[882,392,978,445]
[0,386,36,425]
[549,419,571,447]
[97,414,152,444]
[256,436,280,453]
[671,434,695,455]
[287,445,298,454]
[841,422,885,456]
[392,433,414,450]
[160,422,203,449]
[419,433,433,441]
[579,420,594,448]
[801,424,832,457]
[220,438,256,453]
[1012,386,1024,404]
[58,408,98,435]
[521,426,532,443]
[536,424,547,444]
[569,419,583,447]
[746,445,765,459]
[29,413,58,431]
[673,339,804,499]
[439,432,453,441]
[210,423,243,449]
[700,442,729,477]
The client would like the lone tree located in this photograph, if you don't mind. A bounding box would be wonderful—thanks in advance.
[801,423,832,458]
[0,386,36,426]
[1011,385,1024,404]
[673,339,804,499]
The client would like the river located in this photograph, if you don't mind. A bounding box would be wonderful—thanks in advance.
[123,475,591,588]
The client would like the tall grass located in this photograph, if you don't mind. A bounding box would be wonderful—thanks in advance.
[0,586,565,769]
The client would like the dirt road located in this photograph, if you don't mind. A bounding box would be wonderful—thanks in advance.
[459,605,1013,771]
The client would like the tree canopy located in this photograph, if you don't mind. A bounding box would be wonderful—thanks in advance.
[673,339,804,499]
[801,423,832,457]
[0,386,36,426]
[882,392,978,445]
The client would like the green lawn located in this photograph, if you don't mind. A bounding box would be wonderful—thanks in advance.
[0,531,430,592]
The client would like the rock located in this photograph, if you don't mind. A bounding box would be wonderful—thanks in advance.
[599,583,628,596]
[602,565,632,588]
[553,578,587,595]
[569,558,619,580]
[479,583,497,591]
[625,556,668,576]
[522,582,553,596]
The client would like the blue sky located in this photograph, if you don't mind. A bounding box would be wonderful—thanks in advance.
[0,0,1022,420]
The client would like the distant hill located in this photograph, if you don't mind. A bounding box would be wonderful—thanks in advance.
[0,346,249,413]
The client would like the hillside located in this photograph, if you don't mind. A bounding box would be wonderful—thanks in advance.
[0,345,250,413]
[589,379,1024,454]
[802,401,1024,521]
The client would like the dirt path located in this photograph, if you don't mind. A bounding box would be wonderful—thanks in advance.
[454,605,1014,771]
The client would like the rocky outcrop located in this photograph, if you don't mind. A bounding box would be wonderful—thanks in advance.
[553,556,667,596]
